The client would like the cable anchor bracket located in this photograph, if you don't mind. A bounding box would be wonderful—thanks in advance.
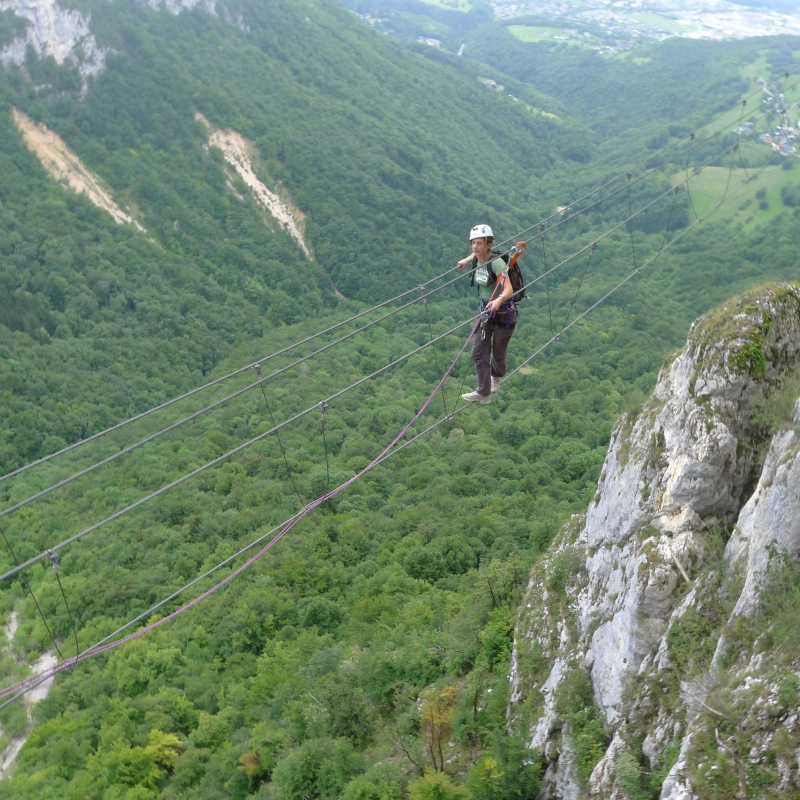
[318,400,329,418]
[45,549,58,573]
[251,362,262,378]
[418,285,427,305]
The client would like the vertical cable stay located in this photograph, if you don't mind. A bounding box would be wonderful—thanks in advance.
[319,401,331,502]
[420,286,449,418]
[626,173,638,271]
[540,222,555,338]
[45,550,79,663]
[254,363,304,507]
[659,186,682,255]
[702,144,739,226]
[737,145,751,181]
[0,98,785,584]
[0,529,65,662]
[736,100,752,182]
[0,138,790,709]
[685,132,701,222]
[560,242,597,334]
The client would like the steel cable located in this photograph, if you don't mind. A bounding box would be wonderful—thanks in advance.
[6,69,795,492]
[1,130,781,707]
[0,105,779,583]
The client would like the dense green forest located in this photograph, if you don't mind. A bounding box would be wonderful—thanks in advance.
[1,0,800,797]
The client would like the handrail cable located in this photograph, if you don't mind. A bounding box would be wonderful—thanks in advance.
[0,109,775,583]
[0,175,704,579]
[1,95,785,524]
[3,69,792,487]
[505,68,797,245]
[0,129,779,708]
[0,276,501,705]
[507,76,800,252]
[0,271,466,521]
[0,265,464,484]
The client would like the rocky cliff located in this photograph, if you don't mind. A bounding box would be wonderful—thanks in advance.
[0,0,215,84]
[510,283,800,799]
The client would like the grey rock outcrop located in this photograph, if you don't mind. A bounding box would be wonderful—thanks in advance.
[0,0,106,80]
[511,284,800,799]
[724,406,800,619]
[0,0,216,85]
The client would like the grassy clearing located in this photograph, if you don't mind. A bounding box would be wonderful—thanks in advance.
[630,13,696,34]
[739,55,769,85]
[415,0,471,11]
[507,25,586,46]
[672,164,800,231]
[699,55,800,140]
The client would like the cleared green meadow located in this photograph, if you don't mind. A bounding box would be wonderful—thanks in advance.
[508,25,586,46]
[415,0,471,11]
[672,163,800,232]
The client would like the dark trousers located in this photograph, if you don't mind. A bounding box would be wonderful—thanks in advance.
[472,316,515,397]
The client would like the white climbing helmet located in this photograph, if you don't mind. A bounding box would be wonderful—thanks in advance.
[469,224,493,240]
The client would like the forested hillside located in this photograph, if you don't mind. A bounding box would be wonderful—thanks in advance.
[1,0,800,798]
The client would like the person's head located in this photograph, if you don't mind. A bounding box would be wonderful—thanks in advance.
[469,224,493,260]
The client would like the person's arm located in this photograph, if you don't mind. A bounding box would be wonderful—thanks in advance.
[457,255,473,270]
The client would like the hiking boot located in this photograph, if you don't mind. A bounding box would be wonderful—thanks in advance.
[491,377,501,393]
[461,390,490,405]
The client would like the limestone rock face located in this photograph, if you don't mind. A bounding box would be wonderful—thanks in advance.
[724,412,800,618]
[0,0,106,79]
[0,0,216,83]
[510,285,800,799]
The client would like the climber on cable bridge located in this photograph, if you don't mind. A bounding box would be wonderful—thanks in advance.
[456,224,518,406]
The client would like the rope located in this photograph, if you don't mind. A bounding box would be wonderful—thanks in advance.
[0,108,779,584]
[2,134,781,708]
[0,271,466,522]
[0,265,466,485]
[7,69,798,496]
